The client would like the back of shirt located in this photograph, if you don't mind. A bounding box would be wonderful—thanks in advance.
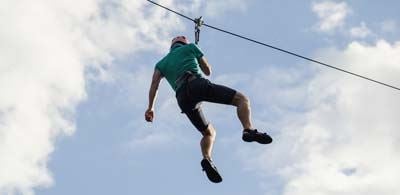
[155,43,204,91]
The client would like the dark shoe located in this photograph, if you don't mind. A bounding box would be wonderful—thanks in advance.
[242,129,273,144]
[201,158,222,183]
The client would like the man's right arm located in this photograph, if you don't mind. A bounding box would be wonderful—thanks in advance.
[145,68,163,122]
[199,57,212,76]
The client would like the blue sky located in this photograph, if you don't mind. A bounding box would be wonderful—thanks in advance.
[2,1,400,195]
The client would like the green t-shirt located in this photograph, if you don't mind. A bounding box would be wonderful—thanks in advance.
[155,43,204,91]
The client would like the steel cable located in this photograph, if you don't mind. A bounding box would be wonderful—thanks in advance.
[147,0,400,92]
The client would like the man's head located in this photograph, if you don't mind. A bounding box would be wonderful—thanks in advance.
[171,36,189,49]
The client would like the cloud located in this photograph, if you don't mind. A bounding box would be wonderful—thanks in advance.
[350,22,372,39]
[0,0,190,194]
[312,1,351,33]
[381,19,398,33]
[241,40,400,195]
[119,66,192,150]
[0,0,255,192]
[178,0,249,19]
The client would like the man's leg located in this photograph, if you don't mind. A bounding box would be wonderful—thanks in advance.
[200,124,222,183]
[230,92,253,130]
[184,108,222,183]
[188,78,253,130]
[230,91,273,144]
[200,124,216,160]
[187,78,272,144]
[184,107,215,159]
[185,110,216,160]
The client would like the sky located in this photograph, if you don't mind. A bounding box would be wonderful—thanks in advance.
[1,0,400,195]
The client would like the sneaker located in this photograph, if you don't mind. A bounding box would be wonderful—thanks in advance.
[242,129,273,144]
[201,158,222,183]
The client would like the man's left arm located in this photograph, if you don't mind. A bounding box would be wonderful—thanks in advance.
[145,68,163,122]
[199,56,212,76]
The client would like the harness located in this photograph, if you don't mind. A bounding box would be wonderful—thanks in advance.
[175,71,197,92]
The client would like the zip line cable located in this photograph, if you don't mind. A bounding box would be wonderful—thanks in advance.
[147,0,400,92]
[147,0,194,22]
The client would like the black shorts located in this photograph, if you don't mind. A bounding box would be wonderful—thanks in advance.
[175,77,237,133]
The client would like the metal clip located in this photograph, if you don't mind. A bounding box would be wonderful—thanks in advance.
[194,16,203,44]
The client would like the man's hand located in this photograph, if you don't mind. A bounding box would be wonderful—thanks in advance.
[145,108,154,122]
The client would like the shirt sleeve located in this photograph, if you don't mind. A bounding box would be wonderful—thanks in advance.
[190,43,204,59]
[155,61,160,70]
[155,60,164,75]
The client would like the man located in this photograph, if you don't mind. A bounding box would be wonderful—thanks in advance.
[145,36,272,183]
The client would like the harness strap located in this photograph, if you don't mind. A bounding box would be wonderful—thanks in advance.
[175,71,196,91]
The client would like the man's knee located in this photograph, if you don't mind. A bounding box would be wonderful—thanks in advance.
[231,92,250,107]
[202,124,216,138]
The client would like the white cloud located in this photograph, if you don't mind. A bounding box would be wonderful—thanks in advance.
[1,0,253,193]
[312,1,350,33]
[0,0,190,194]
[175,0,249,20]
[241,40,400,195]
[129,127,180,149]
[350,22,372,39]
